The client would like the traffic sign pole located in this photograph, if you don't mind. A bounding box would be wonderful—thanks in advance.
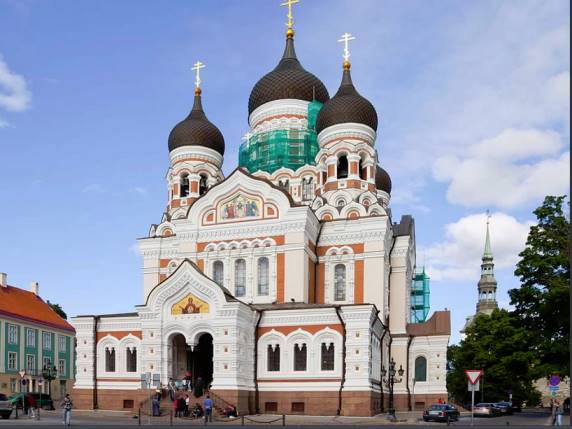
[471,384,475,427]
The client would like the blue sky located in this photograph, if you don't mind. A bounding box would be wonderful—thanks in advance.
[0,0,569,343]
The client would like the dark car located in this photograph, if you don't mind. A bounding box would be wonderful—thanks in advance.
[423,404,460,422]
[28,393,54,410]
[0,393,13,420]
[494,401,513,415]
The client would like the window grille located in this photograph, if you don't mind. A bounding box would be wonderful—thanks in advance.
[234,259,246,297]
[321,342,335,370]
[293,343,307,371]
[257,257,269,296]
[334,264,346,301]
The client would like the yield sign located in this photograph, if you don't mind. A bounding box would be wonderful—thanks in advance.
[465,369,483,385]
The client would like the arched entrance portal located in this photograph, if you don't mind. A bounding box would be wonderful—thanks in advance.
[170,333,213,388]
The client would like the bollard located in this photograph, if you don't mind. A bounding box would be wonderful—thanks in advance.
[282,414,286,426]
[170,409,173,426]
[241,415,245,425]
[138,408,141,426]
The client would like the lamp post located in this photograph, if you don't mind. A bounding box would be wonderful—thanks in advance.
[381,357,404,420]
[41,363,57,399]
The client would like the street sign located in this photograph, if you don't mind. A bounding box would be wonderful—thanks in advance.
[468,380,480,391]
[465,369,483,385]
[38,378,44,386]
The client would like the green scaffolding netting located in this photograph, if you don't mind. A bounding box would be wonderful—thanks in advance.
[411,267,430,323]
[239,101,323,174]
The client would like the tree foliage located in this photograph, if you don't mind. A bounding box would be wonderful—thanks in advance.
[509,195,570,377]
[447,310,540,406]
[47,300,67,320]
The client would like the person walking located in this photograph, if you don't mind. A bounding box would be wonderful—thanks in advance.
[61,394,73,426]
[184,394,190,417]
[554,402,563,426]
[203,394,213,423]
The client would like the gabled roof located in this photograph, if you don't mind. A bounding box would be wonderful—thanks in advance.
[0,285,75,333]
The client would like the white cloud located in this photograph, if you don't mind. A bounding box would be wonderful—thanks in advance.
[433,128,570,208]
[0,54,31,112]
[131,187,148,196]
[422,212,534,282]
[82,183,105,194]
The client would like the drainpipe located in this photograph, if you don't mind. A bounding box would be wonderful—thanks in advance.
[379,327,387,412]
[253,310,263,414]
[313,221,324,303]
[334,306,346,416]
[406,335,413,411]
[93,315,100,409]
[382,226,397,412]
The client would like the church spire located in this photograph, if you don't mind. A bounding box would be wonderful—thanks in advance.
[476,212,498,315]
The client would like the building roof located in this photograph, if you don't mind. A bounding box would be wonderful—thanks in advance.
[167,89,225,155]
[406,310,451,336]
[248,35,329,116]
[315,64,378,134]
[0,285,75,333]
[375,165,392,194]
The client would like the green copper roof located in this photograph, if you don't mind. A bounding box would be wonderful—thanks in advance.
[483,217,493,259]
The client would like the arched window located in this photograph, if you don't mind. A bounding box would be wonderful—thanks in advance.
[302,177,314,201]
[213,261,224,286]
[199,174,208,196]
[337,155,348,179]
[126,347,137,372]
[334,264,346,301]
[359,158,366,180]
[257,257,269,296]
[234,259,246,297]
[293,343,307,371]
[414,356,427,382]
[105,347,116,372]
[180,173,190,197]
[321,342,335,371]
[267,344,280,372]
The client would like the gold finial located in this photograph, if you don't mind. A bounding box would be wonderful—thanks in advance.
[191,60,206,93]
[338,32,356,68]
[280,0,300,38]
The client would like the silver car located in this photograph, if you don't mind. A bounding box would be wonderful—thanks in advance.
[473,402,501,417]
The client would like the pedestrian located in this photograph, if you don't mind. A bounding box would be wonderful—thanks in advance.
[194,377,204,397]
[152,393,160,417]
[184,394,190,417]
[552,400,558,425]
[203,394,213,423]
[27,394,36,419]
[61,394,73,426]
[554,402,563,426]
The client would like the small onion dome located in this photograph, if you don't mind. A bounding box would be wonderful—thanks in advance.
[316,62,378,134]
[168,88,225,155]
[248,34,329,115]
[375,165,392,194]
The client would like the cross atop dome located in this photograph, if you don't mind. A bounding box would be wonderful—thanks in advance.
[191,60,206,95]
[338,32,356,69]
[280,0,300,38]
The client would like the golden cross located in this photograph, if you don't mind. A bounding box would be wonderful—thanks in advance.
[191,61,206,89]
[280,0,300,31]
[338,32,356,63]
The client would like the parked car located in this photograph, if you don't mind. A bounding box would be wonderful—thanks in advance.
[473,402,501,417]
[423,404,460,422]
[8,393,34,410]
[0,393,13,420]
[28,393,54,410]
[494,401,514,415]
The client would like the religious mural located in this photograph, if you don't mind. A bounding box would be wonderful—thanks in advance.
[171,293,209,315]
[219,193,261,221]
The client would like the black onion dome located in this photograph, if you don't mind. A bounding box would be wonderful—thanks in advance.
[168,90,225,155]
[375,165,392,194]
[316,65,378,134]
[248,36,329,115]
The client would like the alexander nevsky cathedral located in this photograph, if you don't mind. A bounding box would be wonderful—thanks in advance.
[72,3,450,416]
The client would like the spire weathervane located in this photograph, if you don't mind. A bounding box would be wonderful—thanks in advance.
[280,0,300,38]
[191,61,206,94]
[338,32,356,69]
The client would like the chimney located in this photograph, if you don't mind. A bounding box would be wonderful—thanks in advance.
[0,273,7,288]
[30,281,39,296]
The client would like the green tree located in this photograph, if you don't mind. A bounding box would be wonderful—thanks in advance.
[508,195,570,377]
[447,310,540,406]
[47,300,67,320]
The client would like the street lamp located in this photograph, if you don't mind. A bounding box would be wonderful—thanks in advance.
[381,357,404,420]
[41,363,57,398]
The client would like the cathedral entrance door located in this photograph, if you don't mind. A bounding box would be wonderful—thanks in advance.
[171,333,191,380]
[190,333,213,390]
